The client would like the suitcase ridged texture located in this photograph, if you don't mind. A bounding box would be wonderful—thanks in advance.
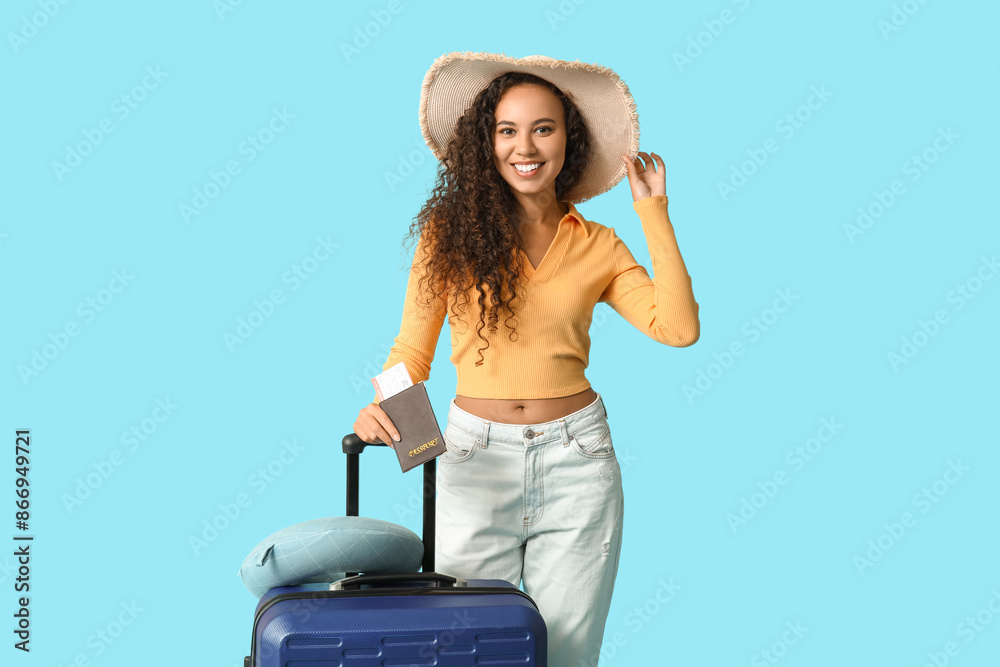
[250,582,546,666]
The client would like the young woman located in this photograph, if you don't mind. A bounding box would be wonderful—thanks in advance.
[353,52,700,666]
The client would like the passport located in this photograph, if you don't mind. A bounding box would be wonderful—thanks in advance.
[377,381,445,472]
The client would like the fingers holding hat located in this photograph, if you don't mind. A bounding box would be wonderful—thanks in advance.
[621,153,645,201]
[645,152,667,197]
[622,151,666,202]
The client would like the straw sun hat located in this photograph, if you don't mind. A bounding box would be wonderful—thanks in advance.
[418,51,640,204]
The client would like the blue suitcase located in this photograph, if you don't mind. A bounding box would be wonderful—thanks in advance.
[243,433,547,666]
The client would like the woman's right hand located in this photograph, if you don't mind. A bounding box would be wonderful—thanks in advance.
[354,403,401,448]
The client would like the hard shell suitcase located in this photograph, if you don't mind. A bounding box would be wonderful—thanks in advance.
[243,432,548,666]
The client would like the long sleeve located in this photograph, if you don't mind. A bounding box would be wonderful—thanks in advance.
[372,231,447,405]
[599,194,700,347]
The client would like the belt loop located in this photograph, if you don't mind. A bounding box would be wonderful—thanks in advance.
[480,420,490,449]
[558,419,569,447]
[601,397,608,420]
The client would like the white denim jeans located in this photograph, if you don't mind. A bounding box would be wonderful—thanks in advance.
[435,392,624,667]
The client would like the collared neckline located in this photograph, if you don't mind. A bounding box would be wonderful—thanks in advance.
[518,202,588,283]
[564,201,589,238]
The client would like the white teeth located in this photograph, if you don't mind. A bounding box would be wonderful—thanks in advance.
[514,163,541,172]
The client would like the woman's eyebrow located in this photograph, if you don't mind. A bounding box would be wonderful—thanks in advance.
[496,118,558,127]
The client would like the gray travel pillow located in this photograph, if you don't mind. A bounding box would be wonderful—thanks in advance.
[238,516,424,598]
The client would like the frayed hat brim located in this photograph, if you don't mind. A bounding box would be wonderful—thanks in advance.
[419,51,639,204]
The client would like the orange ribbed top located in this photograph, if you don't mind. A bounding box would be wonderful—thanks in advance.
[374,194,699,403]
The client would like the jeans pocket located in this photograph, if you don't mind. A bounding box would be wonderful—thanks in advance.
[569,418,615,459]
[441,421,480,464]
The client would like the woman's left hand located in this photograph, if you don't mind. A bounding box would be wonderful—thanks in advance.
[622,151,666,201]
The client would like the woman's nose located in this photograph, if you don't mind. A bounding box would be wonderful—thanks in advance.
[516,136,536,155]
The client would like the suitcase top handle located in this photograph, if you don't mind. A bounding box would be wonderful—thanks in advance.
[342,433,387,455]
[330,572,468,591]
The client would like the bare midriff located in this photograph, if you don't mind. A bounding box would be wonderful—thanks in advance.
[454,387,598,424]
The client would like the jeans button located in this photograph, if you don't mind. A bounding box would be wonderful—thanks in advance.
[525,428,535,438]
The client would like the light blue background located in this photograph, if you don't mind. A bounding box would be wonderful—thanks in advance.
[3,1,998,665]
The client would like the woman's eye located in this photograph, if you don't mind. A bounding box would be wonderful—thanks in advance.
[498,126,553,136]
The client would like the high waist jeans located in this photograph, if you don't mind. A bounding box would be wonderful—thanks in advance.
[435,392,624,667]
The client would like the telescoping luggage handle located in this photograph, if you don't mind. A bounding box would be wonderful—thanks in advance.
[240,439,441,667]
[341,432,436,574]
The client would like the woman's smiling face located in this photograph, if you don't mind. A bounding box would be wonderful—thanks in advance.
[492,83,567,199]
